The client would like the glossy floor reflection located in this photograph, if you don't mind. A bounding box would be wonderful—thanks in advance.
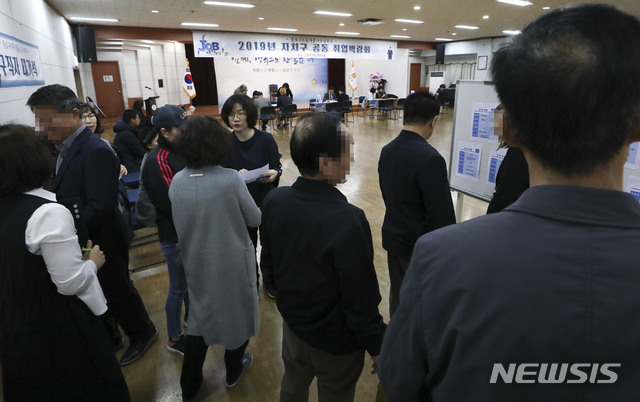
[0,109,489,402]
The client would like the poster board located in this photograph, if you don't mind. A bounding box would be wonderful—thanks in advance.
[449,80,640,204]
[448,81,501,202]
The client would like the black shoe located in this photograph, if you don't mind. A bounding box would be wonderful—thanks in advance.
[225,353,253,388]
[261,124,268,130]
[119,327,158,366]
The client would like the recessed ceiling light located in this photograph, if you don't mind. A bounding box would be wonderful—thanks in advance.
[335,32,360,35]
[435,37,454,41]
[413,6,421,10]
[455,25,479,29]
[203,1,255,8]
[69,17,118,22]
[542,6,550,9]
[390,35,412,38]
[503,30,521,35]
[395,18,424,24]
[483,15,490,19]
[181,22,220,27]
[141,40,155,44]
[339,23,345,26]
[496,0,533,6]
[452,32,457,35]
[267,27,298,32]
[402,28,407,31]
[151,10,159,13]
[314,11,353,17]
[258,17,264,20]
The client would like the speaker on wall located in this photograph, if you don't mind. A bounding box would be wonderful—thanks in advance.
[435,44,445,64]
[76,27,97,63]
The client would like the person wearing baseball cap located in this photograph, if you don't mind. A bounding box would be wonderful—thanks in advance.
[141,104,191,356]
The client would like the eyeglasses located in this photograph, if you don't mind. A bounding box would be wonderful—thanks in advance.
[227,111,247,119]
[81,113,96,121]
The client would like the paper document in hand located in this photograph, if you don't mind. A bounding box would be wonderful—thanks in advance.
[239,164,269,183]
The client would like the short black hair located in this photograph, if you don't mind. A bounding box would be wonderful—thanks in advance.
[122,109,138,125]
[132,99,144,114]
[252,90,260,97]
[0,124,53,196]
[403,91,439,125]
[137,117,157,149]
[176,115,232,168]
[290,113,345,176]
[221,94,258,129]
[26,84,80,113]
[491,4,640,176]
[78,103,103,134]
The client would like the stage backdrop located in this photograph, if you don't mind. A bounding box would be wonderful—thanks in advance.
[214,57,327,106]
[192,31,397,106]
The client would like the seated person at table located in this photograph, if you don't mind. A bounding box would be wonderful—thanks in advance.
[323,88,336,102]
[253,91,272,131]
[337,88,350,103]
[277,87,293,128]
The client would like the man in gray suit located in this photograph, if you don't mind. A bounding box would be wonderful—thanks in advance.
[378,5,640,401]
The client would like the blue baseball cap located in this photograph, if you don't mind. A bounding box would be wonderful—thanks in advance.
[152,104,189,128]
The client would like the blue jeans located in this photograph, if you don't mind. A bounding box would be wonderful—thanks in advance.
[160,241,189,339]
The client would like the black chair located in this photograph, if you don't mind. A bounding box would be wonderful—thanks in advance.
[260,106,277,131]
[394,98,406,119]
[326,102,342,120]
[378,99,395,120]
[280,104,298,128]
[340,100,354,123]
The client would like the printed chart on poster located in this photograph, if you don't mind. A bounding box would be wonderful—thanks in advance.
[625,141,640,203]
[449,81,640,204]
[448,81,501,202]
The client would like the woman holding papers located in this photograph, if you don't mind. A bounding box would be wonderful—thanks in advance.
[221,95,282,293]
[169,115,261,398]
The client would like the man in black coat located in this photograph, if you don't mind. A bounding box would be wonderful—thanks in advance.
[378,91,456,317]
[28,85,157,366]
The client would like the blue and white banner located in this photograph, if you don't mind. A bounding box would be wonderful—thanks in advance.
[0,32,44,88]
[193,32,397,61]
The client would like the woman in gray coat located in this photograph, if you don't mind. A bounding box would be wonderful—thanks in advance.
[169,115,261,400]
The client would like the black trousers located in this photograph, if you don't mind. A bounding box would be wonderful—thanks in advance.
[180,335,249,399]
[96,239,155,341]
[387,252,411,318]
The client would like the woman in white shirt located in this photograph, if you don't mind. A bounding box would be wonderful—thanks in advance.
[0,124,130,401]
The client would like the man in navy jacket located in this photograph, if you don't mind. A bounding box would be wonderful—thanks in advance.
[378,91,456,317]
[378,5,640,401]
[28,85,157,367]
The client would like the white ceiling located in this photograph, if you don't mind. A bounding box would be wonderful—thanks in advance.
[50,0,640,44]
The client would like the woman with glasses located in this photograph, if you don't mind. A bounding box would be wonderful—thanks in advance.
[79,103,128,179]
[221,95,282,295]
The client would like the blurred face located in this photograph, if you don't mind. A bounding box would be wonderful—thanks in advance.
[228,103,248,131]
[34,106,80,141]
[130,114,141,127]
[81,110,98,132]
[320,124,354,185]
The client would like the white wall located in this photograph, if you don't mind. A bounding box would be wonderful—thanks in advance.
[344,48,411,100]
[81,43,190,112]
[0,0,77,125]
[441,37,508,81]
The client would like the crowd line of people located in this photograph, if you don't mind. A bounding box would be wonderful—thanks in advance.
[3,5,640,402]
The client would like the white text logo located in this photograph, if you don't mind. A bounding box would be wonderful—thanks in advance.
[489,363,620,384]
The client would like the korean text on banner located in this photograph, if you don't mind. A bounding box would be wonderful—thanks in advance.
[0,32,45,88]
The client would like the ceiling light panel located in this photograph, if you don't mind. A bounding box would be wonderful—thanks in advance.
[395,19,424,24]
[203,1,255,8]
[314,11,353,17]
